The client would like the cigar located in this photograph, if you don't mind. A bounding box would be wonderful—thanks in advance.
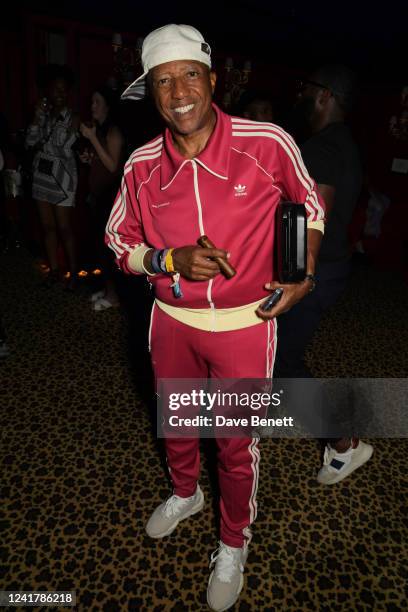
[197,235,236,279]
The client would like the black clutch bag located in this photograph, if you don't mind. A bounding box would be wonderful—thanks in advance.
[275,201,307,282]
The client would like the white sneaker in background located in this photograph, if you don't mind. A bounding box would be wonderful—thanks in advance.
[317,440,373,485]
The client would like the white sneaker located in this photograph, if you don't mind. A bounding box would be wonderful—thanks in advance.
[89,290,105,303]
[0,340,9,358]
[145,485,204,538]
[317,440,373,485]
[207,541,248,611]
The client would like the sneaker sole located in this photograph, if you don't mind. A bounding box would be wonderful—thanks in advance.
[147,490,204,538]
[318,444,374,485]
[207,571,244,612]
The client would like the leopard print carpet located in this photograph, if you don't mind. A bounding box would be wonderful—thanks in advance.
[1,249,407,611]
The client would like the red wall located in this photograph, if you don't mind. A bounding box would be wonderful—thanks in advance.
[1,11,143,131]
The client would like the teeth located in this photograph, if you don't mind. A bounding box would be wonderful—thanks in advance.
[174,104,194,114]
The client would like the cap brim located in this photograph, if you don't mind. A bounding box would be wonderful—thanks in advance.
[121,72,147,101]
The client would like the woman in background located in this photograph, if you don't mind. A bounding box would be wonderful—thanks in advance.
[26,65,79,288]
[79,86,125,310]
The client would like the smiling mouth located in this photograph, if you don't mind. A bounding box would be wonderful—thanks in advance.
[173,104,195,115]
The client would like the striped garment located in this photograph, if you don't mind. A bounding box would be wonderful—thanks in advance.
[106,103,325,310]
[26,108,78,207]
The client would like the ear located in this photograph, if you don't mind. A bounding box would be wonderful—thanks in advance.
[317,88,332,109]
[210,71,217,95]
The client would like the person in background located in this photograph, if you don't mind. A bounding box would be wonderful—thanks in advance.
[25,65,79,288]
[237,90,274,123]
[274,64,373,484]
[79,86,125,310]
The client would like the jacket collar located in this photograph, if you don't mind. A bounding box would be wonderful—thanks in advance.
[160,103,231,190]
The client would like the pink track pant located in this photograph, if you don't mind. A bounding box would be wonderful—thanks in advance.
[149,304,276,548]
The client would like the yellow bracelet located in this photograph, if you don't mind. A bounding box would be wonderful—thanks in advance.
[165,248,175,273]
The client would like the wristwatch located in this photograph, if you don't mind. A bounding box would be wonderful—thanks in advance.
[304,273,316,292]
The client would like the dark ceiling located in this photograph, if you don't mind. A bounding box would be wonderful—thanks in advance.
[15,1,408,83]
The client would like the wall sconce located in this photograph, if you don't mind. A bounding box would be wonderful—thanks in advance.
[112,33,144,87]
[223,57,252,110]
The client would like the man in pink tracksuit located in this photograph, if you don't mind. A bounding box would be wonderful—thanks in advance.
[106,24,325,611]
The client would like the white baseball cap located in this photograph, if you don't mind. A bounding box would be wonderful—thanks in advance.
[121,24,212,101]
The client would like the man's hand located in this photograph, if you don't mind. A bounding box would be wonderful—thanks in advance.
[173,246,229,281]
[256,280,312,320]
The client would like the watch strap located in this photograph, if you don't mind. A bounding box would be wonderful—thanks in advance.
[304,273,316,291]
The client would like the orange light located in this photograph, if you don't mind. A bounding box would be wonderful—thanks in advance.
[64,272,71,279]
[92,269,102,276]
[78,270,88,277]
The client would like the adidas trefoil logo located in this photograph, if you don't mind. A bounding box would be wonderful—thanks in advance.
[234,184,247,197]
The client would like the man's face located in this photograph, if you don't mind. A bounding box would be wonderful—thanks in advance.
[49,78,69,109]
[244,100,274,123]
[149,60,216,137]
[294,83,319,131]
[293,75,331,136]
